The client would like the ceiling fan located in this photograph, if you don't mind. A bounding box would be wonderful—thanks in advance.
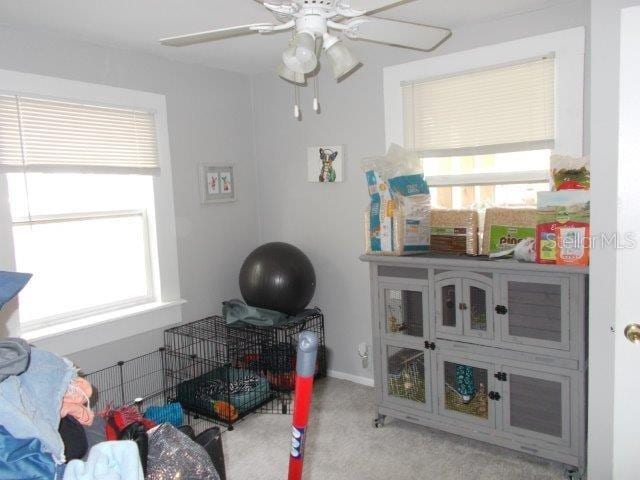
[160,0,451,116]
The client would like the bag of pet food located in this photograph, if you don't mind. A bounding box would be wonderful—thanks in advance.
[389,172,431,254]
[364,169,395,254]
[482,207,537,255]
[550,155,590,191]
[431,209,479,255]
[362,144,431,255]
[536,190,590,265]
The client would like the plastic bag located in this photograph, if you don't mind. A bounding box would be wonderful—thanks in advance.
[550,155,590,190]
[364,169,395,254]
[147,424,220,480]
[362,144,431,255]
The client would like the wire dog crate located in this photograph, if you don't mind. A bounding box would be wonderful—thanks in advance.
[83,349,223,436]
[164,313,326,429]
[84,312,326,433]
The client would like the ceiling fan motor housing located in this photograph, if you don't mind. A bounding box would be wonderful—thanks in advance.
[295,14,329,38]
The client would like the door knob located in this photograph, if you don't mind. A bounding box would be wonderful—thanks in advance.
[624,324,640,344]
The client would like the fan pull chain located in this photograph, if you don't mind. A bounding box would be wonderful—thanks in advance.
[294,84,301,119]
[313,76,320,113]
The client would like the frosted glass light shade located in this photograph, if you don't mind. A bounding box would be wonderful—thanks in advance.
[278,62,306,85]
[282,32,318,74]
[325,40,359,80]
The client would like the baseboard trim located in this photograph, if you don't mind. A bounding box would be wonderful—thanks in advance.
[327,369,374,387]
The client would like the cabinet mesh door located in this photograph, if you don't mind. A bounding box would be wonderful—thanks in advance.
[443,361,488,419]
[386,346,426,403]
[469,286,488,332]
[507,282,562,342]
[384,289,423,337]
[509,374,563,438]
[440,285,457,328]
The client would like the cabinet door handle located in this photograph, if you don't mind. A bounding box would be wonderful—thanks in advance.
[459,302,468,310]
[495,305,508,315]
[489,391,501,401]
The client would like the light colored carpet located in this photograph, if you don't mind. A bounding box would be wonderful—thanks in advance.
[223,378,566,480]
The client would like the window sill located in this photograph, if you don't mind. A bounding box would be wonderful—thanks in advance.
[22,299,186,357]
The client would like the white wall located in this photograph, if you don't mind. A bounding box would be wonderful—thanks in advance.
[250,1,588,383]
[0,26,260,372]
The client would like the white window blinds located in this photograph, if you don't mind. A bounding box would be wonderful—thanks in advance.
[0,95,159,173]
[403,57,555,157]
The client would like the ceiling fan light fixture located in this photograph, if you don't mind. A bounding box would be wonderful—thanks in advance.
[282,32,318,74]
[277,62,306,85]
[323,34,360,80]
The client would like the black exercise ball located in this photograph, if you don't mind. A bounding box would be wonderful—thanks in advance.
[239,242,316,315]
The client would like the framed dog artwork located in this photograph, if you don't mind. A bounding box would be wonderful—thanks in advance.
[307,145,345,183]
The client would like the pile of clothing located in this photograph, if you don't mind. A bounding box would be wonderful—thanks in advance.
[0,338,222,480]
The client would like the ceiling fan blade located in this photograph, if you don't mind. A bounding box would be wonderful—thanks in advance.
[345,18,451,52]
[342,0,417,15]
[160,23,274,47]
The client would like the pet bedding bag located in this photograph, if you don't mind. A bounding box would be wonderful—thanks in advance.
[363,144,431,255]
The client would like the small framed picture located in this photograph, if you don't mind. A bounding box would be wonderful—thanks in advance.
[307,145,345,183]
[200,164,235,203]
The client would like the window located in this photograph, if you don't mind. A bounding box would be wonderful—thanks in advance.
[384,28,585,206]
[6,172,155,328]
[0,73,182,340]
[402,57,555,156]
[425,150,551,209]
[401,57,555,208]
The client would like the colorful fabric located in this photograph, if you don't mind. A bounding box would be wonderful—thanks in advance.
[143,403,183,428]
[0,347,76,464]
[101,406,156,441]
[455,364,476,399]
[195,374,264,398]
[0,425,62,480]
[61,378,95,426]
[63,440,144,480]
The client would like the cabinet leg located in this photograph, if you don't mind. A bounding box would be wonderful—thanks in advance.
[373,414,386,428]
[564,467,583,480]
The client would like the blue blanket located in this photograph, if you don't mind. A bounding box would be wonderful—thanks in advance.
[0,347,76,464]
[0,425,62,480]
[0,271,32,309]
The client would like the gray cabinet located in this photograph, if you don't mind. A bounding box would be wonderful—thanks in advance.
[363,254,587,473]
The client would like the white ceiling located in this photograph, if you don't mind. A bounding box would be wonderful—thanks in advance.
[0,0,578,74]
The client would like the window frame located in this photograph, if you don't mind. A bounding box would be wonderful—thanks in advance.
[0,69,183,349]
[383,27,586,187]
